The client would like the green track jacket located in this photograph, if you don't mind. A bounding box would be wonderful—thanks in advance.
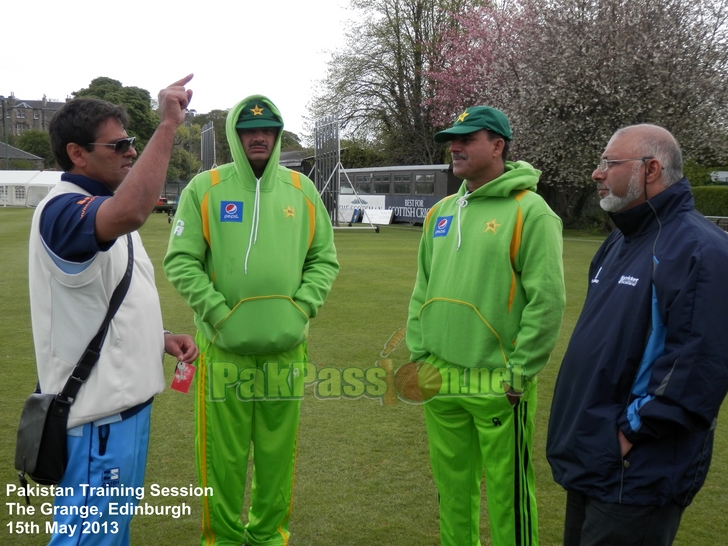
[406,161,565,385]
[164,95,339,355]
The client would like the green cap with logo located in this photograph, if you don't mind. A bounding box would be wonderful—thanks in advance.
[434,106,512,143]
[235,101,283,130]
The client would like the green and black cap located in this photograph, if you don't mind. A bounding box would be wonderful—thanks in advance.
[235,101,283,130]
[434,106,512,143]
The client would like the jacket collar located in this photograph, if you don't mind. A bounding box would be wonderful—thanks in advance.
[608,178,694,239]
[60,172,114,197]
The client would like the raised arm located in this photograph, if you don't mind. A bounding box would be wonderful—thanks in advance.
[95,74,194,242]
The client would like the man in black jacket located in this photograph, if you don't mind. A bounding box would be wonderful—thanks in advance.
[547,124,728,546]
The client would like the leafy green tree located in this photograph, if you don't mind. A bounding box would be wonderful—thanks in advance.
[166,123,202,182]
[281,130,303,151]
[16,129,54,168]
[340,138,388,168]
[73,77,158,145]
[175,123,201,161]
[166,147,201,183]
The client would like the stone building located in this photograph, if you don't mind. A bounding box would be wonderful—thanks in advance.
[0,93,67,138]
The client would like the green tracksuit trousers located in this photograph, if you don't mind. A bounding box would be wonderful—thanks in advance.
[423,357,539,546]
[195,333,306,546]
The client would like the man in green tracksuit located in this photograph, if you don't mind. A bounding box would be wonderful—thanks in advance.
[164,96,339,546]
[407,106,565,546]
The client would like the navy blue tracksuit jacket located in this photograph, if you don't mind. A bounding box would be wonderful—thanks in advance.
[547,178,728,507]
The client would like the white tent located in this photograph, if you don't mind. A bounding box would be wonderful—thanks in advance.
[0,170,61,207]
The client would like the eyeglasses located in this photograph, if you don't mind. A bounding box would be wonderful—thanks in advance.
[597,156,653,172]
[89,136,136,154]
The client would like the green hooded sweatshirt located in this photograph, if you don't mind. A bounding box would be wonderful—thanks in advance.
[406,161,565,384]
[164,95,339,355]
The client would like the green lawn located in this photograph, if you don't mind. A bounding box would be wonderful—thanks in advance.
[0,209,726,545]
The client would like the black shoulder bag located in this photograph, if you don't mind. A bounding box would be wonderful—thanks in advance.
[15,234,133,493]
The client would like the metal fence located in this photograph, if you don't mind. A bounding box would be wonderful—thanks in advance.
[705,216,728,232]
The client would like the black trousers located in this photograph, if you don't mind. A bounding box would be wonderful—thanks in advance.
[563,490,685,546]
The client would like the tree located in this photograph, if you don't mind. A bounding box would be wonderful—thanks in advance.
[310,0,473,165]
[73,77,159,145]
[428,0,728,219]
[16,129,54,168]
[166,123,201,182]
[166,146,201,183]
[340,138,388,168]
[281,130,303,151]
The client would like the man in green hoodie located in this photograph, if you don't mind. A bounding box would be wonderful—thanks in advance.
[406,106,565,546]
[164,96,339,546]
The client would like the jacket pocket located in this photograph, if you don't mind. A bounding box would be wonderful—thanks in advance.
[214,296,309,355]
[419,298,507,367]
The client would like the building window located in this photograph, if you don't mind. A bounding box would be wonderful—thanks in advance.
[339,174,354,194]
[414,173,435,195]
[16,109,25,118]
[393,174,412,194]
[373,174,391,194]
[354,174,372,194]
[34,111,40,120]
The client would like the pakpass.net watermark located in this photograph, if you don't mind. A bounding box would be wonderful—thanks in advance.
[207,328,524,406]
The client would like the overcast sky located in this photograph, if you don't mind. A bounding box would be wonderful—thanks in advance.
[2,0,350,137]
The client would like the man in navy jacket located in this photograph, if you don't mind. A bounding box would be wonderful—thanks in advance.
[547,124,728,546]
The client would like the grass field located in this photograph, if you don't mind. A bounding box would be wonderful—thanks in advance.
[0,208,726,545]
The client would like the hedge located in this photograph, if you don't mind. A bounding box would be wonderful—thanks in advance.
[692,186,728,216]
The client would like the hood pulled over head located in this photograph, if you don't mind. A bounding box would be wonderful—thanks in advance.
[226,95,284,187]
[225,95,285,274]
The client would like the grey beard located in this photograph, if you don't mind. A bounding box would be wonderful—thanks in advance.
[599,172,643,212]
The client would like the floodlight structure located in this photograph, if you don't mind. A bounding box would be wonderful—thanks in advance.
[313,115,377,232]
[201,121,216,172]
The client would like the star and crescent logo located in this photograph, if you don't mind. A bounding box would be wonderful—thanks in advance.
[284,205,295,218]
[457,111,470,123]
[250,105,264,116]
[484,218,501,233]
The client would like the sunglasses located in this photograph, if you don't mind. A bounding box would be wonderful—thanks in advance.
[89,136,136,154]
